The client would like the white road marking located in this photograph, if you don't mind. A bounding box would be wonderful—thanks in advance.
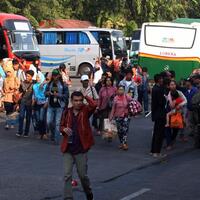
[120,188,151,200]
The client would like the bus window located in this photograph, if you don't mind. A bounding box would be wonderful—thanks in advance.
[42,32,57,44]
[64,32,90,44]
[65,32,78,44]
[79,32,90,44]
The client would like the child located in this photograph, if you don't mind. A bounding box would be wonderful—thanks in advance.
[165,90,184,127]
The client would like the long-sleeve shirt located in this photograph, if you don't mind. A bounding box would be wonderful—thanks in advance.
[110,94,132,119]
[119,79,138,100]
[98,86,116,110]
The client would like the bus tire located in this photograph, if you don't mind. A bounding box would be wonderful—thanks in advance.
[78,63,93,76]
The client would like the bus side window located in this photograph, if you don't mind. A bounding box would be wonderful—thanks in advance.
[79,32,90,44]
[65,32,78,44]
[42,32,57,44]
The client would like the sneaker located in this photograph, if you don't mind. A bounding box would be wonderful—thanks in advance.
[23,135,29,138]
[86,193,94,200]
[4,124,9,130]
[16,133,21,137]
[122,144,129,151]
[10,125,15,129]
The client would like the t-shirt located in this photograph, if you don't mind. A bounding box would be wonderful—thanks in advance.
[67,113,85,155]
[49,83,61,107]
[175,97,184,107]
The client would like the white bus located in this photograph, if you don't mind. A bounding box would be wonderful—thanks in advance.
[37,28,101,76]
[88,27,127,59]
[37,27,127,76]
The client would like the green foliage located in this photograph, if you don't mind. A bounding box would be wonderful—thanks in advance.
[0,0,200,35]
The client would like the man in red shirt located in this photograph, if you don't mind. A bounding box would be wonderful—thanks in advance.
[60,91,97,200]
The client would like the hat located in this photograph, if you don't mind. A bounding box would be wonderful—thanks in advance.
[81,74,89,81]
[52,69,60,75]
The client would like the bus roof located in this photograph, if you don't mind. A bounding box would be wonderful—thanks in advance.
[173,18,200,25]
[142,21,200,29]
[0,13,28,23]
[38,27,123,33]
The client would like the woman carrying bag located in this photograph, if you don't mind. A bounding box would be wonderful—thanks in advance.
[109,85,132,150]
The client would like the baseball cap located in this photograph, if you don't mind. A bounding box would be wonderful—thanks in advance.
[81,74,89,81]
[52,69,60,75]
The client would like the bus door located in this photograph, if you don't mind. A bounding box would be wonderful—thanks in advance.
[0,28,8,59]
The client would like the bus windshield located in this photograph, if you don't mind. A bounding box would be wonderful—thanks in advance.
[10,32,39,51]
[131,41,140,51]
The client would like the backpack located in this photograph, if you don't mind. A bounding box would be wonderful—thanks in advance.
[191,91,200,111]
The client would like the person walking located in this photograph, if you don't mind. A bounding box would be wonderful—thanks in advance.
[32,74,48,139]
[119,69,138,100]
[150,74,166,157]
[60,91,96,200]
[184,78,198,135]
[17,70,34,137]
[109,85,132,150]
[3,67,20,129]
[97,77,116,134]
[45,69,69,144]
[138,67,150,116]
[165,80,187,149]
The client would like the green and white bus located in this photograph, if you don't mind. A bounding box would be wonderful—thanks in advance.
[139,21,200,80]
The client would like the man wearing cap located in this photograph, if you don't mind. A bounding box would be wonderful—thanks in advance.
[80,75,99,102]
[45,69,69,144]
[17,70,35,137]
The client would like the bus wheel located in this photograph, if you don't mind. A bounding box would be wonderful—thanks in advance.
[79,63,92,76]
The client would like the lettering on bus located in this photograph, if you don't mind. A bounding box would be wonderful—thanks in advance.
[160,51,176,57]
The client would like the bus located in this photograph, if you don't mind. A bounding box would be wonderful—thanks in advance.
[129,29,141,65]
[139,21,200,80]
[89,28,127,59]
[0,13,40,62]
[37,27,127,76]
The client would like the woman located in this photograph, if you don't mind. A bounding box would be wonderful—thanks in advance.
[97,77,116,134]
[59,63,71,86]
[32,74,48,139]
[165,80,187,150]
[109,85,132,150]
[3,68,20,129]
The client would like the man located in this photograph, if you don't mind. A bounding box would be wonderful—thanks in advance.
[60,91,97,200]
[119,69,138,100]
[17,70,34,137]
[80,74,99,102]
[151,74,166,158]
[138,67,150,116]
[184,78,198,135]
[45,69,69,144]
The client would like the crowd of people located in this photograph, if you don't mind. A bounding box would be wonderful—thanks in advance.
[1,56,200,200]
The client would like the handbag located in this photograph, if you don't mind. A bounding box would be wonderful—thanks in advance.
[128,99,142,116]
[170,112,184,129]
[102,118,118,139]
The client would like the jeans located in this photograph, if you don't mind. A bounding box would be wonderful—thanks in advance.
[34,104,47,135]
[18,103,32,135]
[138,89,149,113]
[165,127,179,146]
[47,107,63,144]
[4,102,15,126]
[63,153,92,200]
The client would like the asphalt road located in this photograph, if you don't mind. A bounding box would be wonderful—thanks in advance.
[0,78,198,200]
